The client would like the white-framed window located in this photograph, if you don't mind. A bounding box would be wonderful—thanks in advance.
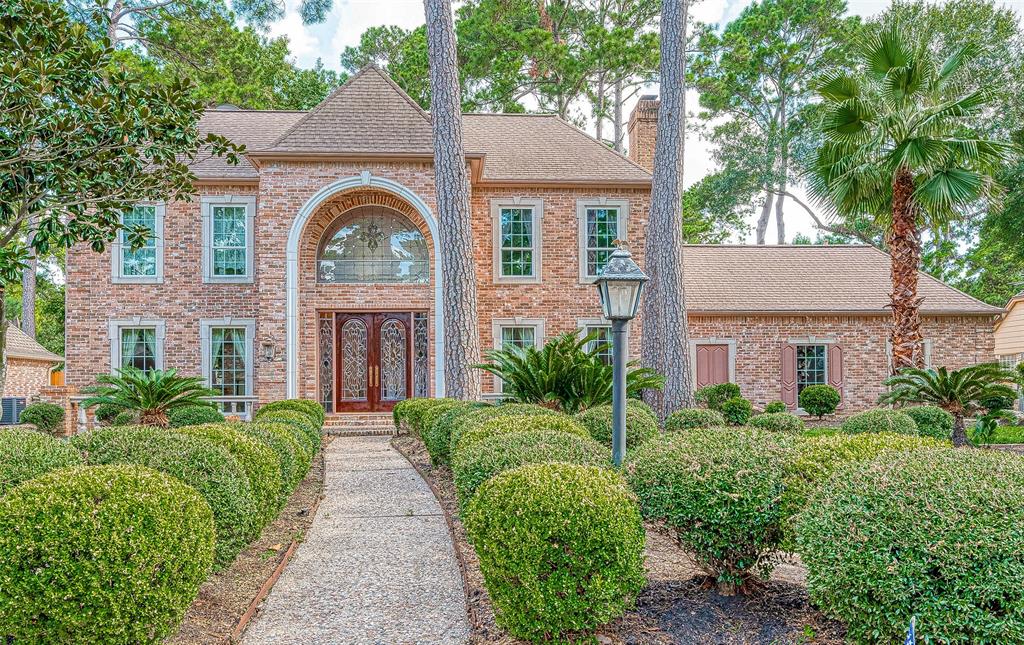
[202,195,255,283]
[200,318,256,419]
[795,344,828,395]
[108,319,165,374]
[577,318,612,364]
[112,204,164,284]
[491,198,543,283]
[491,318,545,393]
[577,199,628,281]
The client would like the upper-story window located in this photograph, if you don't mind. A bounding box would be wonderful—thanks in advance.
[202,195,255,283]
[491,198,543,283]
[577,199,628,281]
[112,204,164,284]
[317,205,429,284]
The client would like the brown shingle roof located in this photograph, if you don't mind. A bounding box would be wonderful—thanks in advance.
[6,325,63,362]
[682,245,1001,315]
[195,110,305,179]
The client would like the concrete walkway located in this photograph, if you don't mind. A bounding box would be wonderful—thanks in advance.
[243,436,470,645]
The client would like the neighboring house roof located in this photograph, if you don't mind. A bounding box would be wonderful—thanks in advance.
[194,65,650,185]
[6,325,63,363]
[682,245,1002,316]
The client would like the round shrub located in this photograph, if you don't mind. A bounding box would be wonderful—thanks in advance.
[575,404,660,451]
[719,396,753,425]
[19,402,65,435]
[391,398,453,436]
[0,427,83,495]
[841,408,917,436]
[798,384,840,418]
[73,426,257,566]
[626,397,657,420]
[464,463,645,642]
[694,382,741,411]
[763,401,787,414]
[796,449,1024,643]
[239,423,300,502]
[92,402,124,425]
[0,464,215,644]
[254,399,325,427]
[448,403,560,455]
[168,404,225,428]
[902,405,954,440]
[455,413,590,457]
[256,410,320,453]
[420,400,472,464]
[253,421,312,482]
[626,428,794,592]
[665,408,726,431]
[452,430,610,507]
[175,424,282,532]
[112,410,137,426]
[748,412,804,434]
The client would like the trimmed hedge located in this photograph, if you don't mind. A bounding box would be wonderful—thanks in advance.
[252,421,312,483]
[240,423,301,497]
[420,400,473,464]
[255,410,321,453]
[664,408,727,432]
[175,424,282,533]
[748,412,804,434]
[455,413,590,458]
[797,449,1024,643]
[626,428,794,592]
[464,463,646,642]
[92,403,123,425]
[392,398,452,435]
[20,402,65,435]
[841,408,917,435]
[0,464,215,644]
[720,396,753,425]
[452,430,610,507]
[575,404,660,451]
[694,382,741,411]
[626,398,657,420]
[73,426,257,566]
[902,405,954,440]
[448,403,559,454]
[0,427,83,495]
[763,401,788,414]
[168,404,225,428]
[254,399,325,428]
[798,384,840,418]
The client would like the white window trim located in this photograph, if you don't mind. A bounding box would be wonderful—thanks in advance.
[199,317,256,397]
[112,203,165,284]
[491,317,546,394]
[688,338,737,385]
[108,318,166,373]
[202,195,256,284]
[577,198,629,283]
[491,198,543,284]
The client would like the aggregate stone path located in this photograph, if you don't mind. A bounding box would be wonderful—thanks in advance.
[243,436,470,645]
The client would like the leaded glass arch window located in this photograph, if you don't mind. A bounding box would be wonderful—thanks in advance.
[317,205,429,284]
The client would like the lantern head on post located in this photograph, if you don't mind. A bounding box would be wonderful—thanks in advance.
[595,246,649,321]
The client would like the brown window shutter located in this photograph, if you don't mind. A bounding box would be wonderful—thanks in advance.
[828,343,845,409]
[781,343,797,408]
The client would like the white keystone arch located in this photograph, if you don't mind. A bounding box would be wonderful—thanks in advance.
[286,172,444,399]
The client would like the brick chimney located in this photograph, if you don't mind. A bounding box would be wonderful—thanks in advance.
[627,95,659,173]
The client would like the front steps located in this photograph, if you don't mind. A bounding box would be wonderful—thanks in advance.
[323,413,397,436]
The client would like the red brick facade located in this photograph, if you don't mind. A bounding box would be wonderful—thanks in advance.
[2,358,55,399]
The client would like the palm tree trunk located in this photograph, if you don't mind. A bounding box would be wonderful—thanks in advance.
[640,0,692,420]
[424,0,482,400]
[889,167,924,373]
[951,413,968,448]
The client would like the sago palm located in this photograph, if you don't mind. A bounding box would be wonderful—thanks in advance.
[880,363,1015,446]
[808,26,1015,371]
[83,367,217,428]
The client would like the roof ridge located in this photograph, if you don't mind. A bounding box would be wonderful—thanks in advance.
[551,115,652,177]
[204,109,308,114]
[365,65,432,126]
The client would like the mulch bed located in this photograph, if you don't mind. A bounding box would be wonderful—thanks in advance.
[392,435,846,645]
[167,438,329,644]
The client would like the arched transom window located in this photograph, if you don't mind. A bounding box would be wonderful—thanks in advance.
[317,205,429,284]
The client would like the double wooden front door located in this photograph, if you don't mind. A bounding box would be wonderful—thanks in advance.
[335,313,412,412]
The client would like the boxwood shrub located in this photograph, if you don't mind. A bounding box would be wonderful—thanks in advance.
[719,397,753,425]
[0,427,83,494]
[92,403,124,426]
[694,382,741,411]
[748,412,804,434]
[626,428,794,593]
[420,400,473,464]
[254,399,325,428]
[239,423,300,499]
[112,410,137,426]
[391,398,450,435]
[798,384,840,418]
[256,410,321,453]
[448,403,561,455]
[0,464,215,644]
[664,408,726,431]
[902,405,954,440]
[763,401,788,414]
[626,398,657,420]
[455,413,590,458]
[464,463,645,642]
[168,404,225,428]
[841,408,917,435]
[175,424,282,533]
[252,421,312,483]
[796,448,1024,643]
[575,404,659,451]
[73,426,257,566]
[452,430,610,507]
[19,402,65,435]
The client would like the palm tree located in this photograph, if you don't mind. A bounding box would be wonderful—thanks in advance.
[808,26,1015,372]
[82,368,217,428]
[880,363,1015,446]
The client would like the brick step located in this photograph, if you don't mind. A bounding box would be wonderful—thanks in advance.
[324,426,396,437]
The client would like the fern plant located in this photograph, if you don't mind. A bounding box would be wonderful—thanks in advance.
[82,368,217,428]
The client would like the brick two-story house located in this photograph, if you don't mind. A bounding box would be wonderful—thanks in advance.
[65,66,1000,420]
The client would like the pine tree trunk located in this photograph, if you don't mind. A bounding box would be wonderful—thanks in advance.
[773,183,786,245]
[889,167,924,373]
[21,217,36,339]
[613,79,624,153]
[595,73,605,143]
[774,97,788,244]
[424,0,482,400]
[755,196,772,244]
[641,0,692,420]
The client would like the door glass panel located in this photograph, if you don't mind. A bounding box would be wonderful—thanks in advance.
[341,319,368,401]
[380,319,407,402]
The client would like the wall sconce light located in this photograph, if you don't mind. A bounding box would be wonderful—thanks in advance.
[261,341,276,362]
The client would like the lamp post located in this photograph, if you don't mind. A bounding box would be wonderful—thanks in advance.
[594,246,649,466]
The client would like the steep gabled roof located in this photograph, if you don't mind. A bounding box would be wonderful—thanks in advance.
[195,110,305,179]
[6,325,63,363]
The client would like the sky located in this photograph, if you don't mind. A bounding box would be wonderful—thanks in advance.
[265,0,1024,243]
